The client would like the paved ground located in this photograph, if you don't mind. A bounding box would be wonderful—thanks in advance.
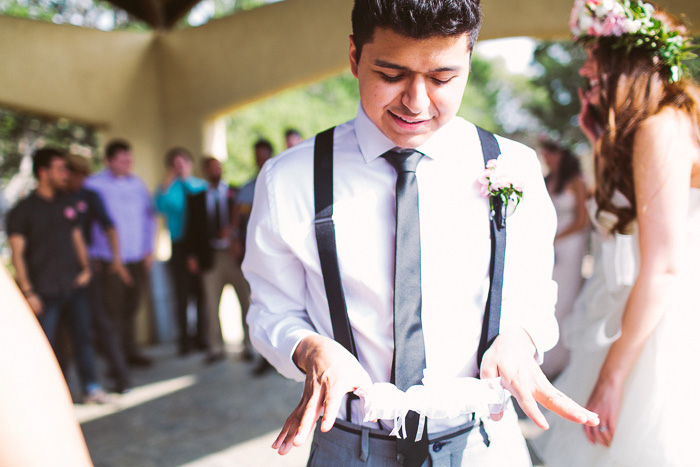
[74,344,312,467]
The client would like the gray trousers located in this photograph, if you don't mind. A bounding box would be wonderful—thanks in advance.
[201,249,250,354]
[307,402,531,467]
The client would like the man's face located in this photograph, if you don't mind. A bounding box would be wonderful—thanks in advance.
[286,133,302,149]
[172,154,193,178]
[204,159,222,184]
[350,27,472,148]
[67,171,87,192]
[44,157,69,190]
[107,150,133,177]
[254,147,272,170]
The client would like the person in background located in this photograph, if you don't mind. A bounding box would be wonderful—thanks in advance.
[539,139,589,379]
[285,128,303,149]
[184,157,250,365]
[0,265,92,466]
[234,138,274,249]
[535,1,700,464]
[154,147,208,356]
[7,147,108,404]
[231,138,274,374]
[85,139,156,368]
[65,154,133,393]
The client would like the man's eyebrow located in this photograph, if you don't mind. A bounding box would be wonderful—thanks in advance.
[372,59,462,73]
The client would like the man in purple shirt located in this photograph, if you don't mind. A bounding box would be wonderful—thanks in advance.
[85,139,156,367]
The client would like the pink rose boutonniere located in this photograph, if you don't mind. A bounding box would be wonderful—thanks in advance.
[64,206,77,220]
[478,159,524,227]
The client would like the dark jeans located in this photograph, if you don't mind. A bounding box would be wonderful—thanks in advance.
[170,241,206,353]
[38,287,99,394]
[95,259,147,359]
[89,260,131,384]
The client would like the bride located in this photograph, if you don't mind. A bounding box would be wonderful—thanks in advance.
[535,1,700,465]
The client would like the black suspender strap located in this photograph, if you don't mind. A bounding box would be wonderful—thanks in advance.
[476,126,506,369]
[313,126,358,358]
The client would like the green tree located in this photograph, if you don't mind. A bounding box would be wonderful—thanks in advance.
[524,41,587,149]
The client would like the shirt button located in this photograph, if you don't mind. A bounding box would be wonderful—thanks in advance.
[432,441,443,452]
[396,453,405,464]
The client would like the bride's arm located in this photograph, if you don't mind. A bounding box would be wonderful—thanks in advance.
[554,175,589,241]
[584,107,695,447]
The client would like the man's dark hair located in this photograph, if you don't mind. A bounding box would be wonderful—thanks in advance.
[254,138,274,155]
[351,0,482,62]
[200,155,219,169]
[165,147,193,168]
[105,139,131,161]
[32,147,65,179]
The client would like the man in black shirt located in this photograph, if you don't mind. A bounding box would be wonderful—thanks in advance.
[7,148,108,404]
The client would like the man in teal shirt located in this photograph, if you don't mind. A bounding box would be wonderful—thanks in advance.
[154,147,207,356]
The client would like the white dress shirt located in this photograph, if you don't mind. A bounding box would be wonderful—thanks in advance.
[242,106,559,433]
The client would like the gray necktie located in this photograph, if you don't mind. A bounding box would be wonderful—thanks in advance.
[382,149,429,467]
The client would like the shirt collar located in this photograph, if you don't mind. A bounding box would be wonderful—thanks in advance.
[354,104,456,163]
[208,181,227,194]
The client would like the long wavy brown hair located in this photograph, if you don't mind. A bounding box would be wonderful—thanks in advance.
[588,5,700,234]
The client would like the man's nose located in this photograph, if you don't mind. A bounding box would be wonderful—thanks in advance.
[402,76,430,114]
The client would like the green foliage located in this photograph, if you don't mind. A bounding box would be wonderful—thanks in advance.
[0,0,146,30]
[223,71,360,186]
[524,41,588,149]
[0,107,99,184]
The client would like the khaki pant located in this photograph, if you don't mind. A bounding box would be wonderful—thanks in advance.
[202,249,251,354]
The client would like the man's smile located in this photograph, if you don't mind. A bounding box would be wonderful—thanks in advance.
[389,111,431,130]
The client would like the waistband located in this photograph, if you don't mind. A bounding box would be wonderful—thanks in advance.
[332,416,478,443]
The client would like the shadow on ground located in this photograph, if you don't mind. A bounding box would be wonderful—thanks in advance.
[75,345,309,467]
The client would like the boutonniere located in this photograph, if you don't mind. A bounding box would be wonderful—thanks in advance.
[478,159,524,228]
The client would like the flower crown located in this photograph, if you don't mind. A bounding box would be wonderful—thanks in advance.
[569,0,697,82]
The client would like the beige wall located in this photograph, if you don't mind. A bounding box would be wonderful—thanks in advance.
[0,16,165,184]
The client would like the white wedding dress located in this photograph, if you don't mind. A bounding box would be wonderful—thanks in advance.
[534,189,700,466]
[541,189,588,378]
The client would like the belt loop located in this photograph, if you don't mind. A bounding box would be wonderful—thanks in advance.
[360,426,370,462]
[478,421,490,448]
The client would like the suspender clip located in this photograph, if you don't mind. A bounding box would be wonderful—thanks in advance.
[314,214,333,225]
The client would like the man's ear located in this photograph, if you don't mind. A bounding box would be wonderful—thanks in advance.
[349,35,359,78]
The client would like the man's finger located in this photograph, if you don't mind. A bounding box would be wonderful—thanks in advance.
[273,413,296,449]
[320,389,345,432]
[290,388,325,447]
[536,385,599,426]
[517,395,549,430]
[479,359,498,380]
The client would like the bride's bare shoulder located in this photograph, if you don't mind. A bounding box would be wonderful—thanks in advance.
[636,107,699,159]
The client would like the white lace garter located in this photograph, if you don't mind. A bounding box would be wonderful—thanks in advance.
[353,371,510,442]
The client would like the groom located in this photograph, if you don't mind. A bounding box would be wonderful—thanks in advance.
[242,0,599,465]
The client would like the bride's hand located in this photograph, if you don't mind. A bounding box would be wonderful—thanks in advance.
[578,88,603,146]
[583,377,623,447]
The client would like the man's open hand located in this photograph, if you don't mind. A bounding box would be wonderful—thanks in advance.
[272,334,372,455]
[480,327,599,429]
